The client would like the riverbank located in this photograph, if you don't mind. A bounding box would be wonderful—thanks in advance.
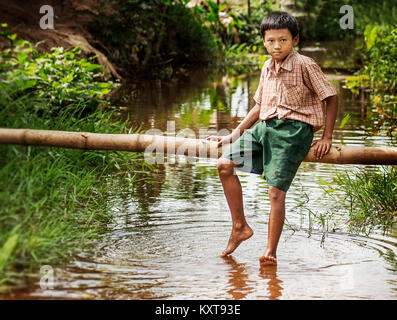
[0,0,123,80]
[0,32,154,291]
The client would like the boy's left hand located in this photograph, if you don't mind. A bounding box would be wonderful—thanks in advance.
[311,137,332,160]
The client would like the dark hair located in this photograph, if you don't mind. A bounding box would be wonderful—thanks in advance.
[260,11,299,39]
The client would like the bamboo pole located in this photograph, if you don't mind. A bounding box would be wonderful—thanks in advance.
[0,128,396,165]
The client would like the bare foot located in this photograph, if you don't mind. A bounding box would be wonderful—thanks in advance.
[221,224,253,257]
[259,248,277,266]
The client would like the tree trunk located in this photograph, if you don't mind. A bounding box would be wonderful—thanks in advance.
[0,128,396,165]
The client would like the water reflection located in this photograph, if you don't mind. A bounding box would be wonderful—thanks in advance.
[223,255,284,300]
[259,265,283,300]
[222,256,255,299]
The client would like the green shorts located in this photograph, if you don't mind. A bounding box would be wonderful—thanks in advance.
[221,117,314,192]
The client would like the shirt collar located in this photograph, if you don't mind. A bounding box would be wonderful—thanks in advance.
[266,49,296,72]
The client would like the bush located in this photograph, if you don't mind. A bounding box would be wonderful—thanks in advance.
[87,0,218,78]
[235,1,275,47]
[0,24,118,127]
[0,27,149,285]
[362,25,396,93]
[296,0,396,42]
[344,24,397,142]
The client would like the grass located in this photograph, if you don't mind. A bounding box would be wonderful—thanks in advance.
[0,30,154,289]
[333,166,397,235]
[310,166,397,235]
[0,143,142,286]
[0,100,149,288]
[291,164,397,239]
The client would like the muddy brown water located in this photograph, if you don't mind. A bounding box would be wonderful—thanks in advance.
[6,67,397,300]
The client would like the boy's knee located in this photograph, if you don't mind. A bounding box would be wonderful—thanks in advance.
[216,158,237,176]
[268,186,286,201]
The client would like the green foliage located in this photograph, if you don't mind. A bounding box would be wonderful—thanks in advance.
[0,231,18,274]
[364,24,378,50]
[362,25,397,94]
[0,25,118,125]
[331,166,397,235]
[364,25,397,141]
[339,113,351,129]
[0,30,152,285]
[345,24,397,142]
[88,0,218,78]
[313,166,397,235]
[235,1,276,47]
[197,0,249,47]
[197,1,275,75]
[332,22,397,237]
[296,0,345,41]
[220,42,268,75]
[198,0,275,49]
[84,0,277,77]
[199,0,224,24]
[296,0,396,41]
[168,2,218,61]
[344,74,370,95]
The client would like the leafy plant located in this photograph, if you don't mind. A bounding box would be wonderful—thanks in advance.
[0,29,153,285]
[344,24,396,142]
[88,0,218,78]
[362,25,396,94]
[339,113,351,129]
[235,1,275,47]
[344,75,370,95]
[295,0,396,41]
[218,41,267,75]
[0,24,118,124]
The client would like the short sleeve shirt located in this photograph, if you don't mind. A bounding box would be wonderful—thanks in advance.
[253,49,337,133]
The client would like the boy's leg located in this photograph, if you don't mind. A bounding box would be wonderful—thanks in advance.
[217,157,253,257]
[259,185,286,266]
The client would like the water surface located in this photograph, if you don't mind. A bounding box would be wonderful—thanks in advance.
[7,65,397,300]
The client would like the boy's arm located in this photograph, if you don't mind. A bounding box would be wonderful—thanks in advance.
[311,94,338,159]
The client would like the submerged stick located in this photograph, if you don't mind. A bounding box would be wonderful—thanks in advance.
[0,128,396,165]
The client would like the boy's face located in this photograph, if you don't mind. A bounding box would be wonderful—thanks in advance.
[263,28,299,63]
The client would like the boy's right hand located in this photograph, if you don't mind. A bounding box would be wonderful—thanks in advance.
[205,134,233,148]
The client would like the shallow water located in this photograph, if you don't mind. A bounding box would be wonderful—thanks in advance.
[7,66,397,300]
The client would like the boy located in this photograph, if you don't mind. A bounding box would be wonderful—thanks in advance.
[206,11,338,266]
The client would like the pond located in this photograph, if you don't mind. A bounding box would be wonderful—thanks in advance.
[8,64,397,300]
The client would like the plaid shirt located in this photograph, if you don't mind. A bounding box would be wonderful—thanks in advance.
[253,49,337,133]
